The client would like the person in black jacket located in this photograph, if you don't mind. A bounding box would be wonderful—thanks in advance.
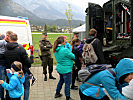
[81,29,105,68]
[71,39,82,90]
[87,29,105,64]
[4,33,36,100]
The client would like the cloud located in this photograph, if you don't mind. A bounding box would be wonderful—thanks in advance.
[62,0,109,11]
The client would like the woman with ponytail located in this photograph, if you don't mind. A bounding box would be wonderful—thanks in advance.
[0,61,25,100]
[53,36,75,100]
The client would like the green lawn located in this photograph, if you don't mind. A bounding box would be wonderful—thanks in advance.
[32,33,72,65]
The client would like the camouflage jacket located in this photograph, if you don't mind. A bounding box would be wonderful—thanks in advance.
[39,39,52,56]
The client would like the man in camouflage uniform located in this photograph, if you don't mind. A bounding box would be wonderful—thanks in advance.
[39,33,56,81]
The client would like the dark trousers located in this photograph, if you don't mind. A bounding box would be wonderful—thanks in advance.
[79,89,110,100]
[72,66,78,87]
[11,97,21,100]
[0,65,6,99]
[5,76,10,99]
[42,56,53,74]
[23,73,30,100]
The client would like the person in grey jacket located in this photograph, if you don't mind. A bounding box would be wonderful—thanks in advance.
[0,34,7,100]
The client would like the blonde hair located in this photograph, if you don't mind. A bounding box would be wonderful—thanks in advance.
[13,61,24,79]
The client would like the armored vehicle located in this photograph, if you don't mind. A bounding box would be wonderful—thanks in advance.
[85,0,133,67]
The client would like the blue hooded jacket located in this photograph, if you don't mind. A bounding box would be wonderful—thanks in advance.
[65,42,72,52]
[2,72,25,98]
[80,58,133,100]
[54,44,75,74]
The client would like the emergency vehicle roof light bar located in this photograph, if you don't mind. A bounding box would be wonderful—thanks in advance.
[17,16,29,20]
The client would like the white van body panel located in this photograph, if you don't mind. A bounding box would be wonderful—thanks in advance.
[0,15,33,57]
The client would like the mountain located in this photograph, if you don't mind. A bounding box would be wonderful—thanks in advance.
[0,0,85,27]
[12,0,85,20]
[0,0,44,25]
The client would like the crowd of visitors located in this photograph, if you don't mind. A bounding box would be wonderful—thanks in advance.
[0,31,36,100]
[1,28,133,100]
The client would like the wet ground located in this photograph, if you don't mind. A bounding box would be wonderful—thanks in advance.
[29,65,80,100]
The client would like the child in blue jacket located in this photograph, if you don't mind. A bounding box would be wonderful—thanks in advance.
[0,61,25,100]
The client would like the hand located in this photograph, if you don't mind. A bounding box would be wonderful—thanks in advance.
[0,80,4,84]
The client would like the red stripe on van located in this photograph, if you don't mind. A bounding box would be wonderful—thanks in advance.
[0,19,26,23]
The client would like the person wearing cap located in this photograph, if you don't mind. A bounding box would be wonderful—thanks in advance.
[69,32,79,45]
[39,32,56,81]
[63,36,72,52]
[0,61,25,100]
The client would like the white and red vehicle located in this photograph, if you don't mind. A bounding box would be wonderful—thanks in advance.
[0,15,34,63]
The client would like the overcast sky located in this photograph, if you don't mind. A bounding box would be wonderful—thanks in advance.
[66,0,109,10]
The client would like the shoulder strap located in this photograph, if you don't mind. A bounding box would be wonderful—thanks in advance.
[90,38,97,44]
[107,69,116,78]
[83,82,104,88]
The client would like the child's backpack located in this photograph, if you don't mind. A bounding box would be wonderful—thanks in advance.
[78,64,113,82]
[82,39,98,64]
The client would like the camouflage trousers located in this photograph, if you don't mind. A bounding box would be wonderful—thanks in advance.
[41,56,53,74]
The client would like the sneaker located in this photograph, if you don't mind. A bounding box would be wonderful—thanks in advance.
[54,92,63,98]
[71,86,78,90]
[49,76,56,80]
[44,75,47,81]
[31,76,37,86]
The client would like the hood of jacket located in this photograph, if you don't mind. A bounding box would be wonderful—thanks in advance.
[115,58,133,82]
[19,76,25,84]
[86,36,95,44]
[56,44,65,52]
[6,42,18,50]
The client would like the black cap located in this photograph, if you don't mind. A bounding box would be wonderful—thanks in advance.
[42,32,47,36]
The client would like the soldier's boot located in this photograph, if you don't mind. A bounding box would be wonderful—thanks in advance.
[44,74,47,81]
[49,73,56,80]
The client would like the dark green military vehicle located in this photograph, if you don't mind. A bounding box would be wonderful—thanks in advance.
[85,0,133,67]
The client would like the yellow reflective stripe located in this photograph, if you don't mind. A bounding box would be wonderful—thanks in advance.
[25,44,30,50]
[106,27,113,30]
[21,43,30,50]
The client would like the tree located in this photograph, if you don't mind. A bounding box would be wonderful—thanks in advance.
[65,4,73,38]
[52,25,57,32]
[44,24,48,33]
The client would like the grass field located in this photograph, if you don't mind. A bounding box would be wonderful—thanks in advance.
[32,33,72,65]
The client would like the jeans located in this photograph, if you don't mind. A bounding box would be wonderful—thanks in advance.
[0,65,6,98]
[56,72,72,97]
[23,73,30,100]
